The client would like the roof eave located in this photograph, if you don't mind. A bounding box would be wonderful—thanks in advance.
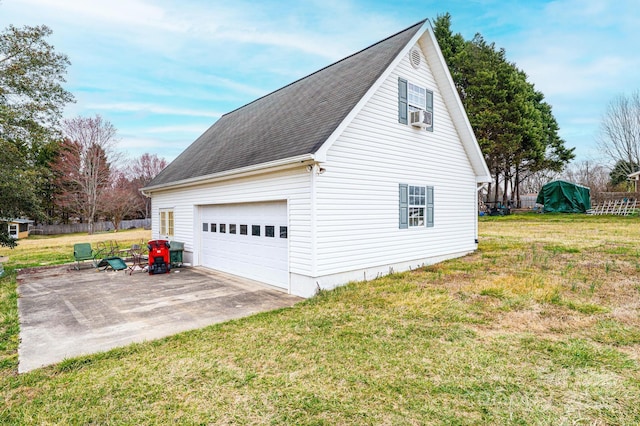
[421,22,492,182]
[142,154,316,194]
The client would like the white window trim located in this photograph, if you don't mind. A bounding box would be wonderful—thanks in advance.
[408,185,426,227]
[159,208,174,239]
[408,82,427,113]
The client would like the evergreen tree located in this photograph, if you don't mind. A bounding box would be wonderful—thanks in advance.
[609,159,638,189]
[433,14,574,205]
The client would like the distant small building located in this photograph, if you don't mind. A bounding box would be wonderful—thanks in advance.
[5,219,34,240]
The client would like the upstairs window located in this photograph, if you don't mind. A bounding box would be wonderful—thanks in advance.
[408,82,426,114]
[398,77,433,131]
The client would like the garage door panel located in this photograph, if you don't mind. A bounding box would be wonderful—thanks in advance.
[200,201,288,289]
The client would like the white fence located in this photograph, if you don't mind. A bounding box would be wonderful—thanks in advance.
[31,219,151,235]
[519,194,539,209]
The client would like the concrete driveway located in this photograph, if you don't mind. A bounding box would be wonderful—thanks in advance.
[17,265,302,373]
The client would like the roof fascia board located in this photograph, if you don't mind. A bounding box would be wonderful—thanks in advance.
[421,22,492,183]
[313,21,430,163]
[142,153,315,194]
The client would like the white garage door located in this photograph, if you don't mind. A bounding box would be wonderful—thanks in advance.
[199,201,288,289]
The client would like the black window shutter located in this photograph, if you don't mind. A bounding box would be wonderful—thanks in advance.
[426,90,434,132]
[398,78,408,124]
[399,183,408,229]
[426,186,434,227]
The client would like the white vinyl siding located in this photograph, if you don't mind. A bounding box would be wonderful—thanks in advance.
[315,43,477,276]
[151,168,311,275]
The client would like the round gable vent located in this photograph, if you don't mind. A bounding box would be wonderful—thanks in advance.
[410,47,421,69]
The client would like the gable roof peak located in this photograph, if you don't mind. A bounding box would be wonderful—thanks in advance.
[146,20,429,190]
[224,19,428,118]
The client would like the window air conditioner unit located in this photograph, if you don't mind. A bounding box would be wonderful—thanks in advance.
[410,110,432,128]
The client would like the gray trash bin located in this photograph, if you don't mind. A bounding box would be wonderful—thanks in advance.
[169,241,184,267]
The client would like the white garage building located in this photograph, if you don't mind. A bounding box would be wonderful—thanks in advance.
[142,20,491,298]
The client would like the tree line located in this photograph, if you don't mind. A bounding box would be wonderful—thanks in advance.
[54,117,166,235]
[433,14,640,203]
[433,14,575,206]
[0,24,166,247]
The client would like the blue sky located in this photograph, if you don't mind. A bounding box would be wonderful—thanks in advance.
[2,0,638,165]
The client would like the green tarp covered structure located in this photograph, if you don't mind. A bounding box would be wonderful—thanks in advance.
[536,180,591,213]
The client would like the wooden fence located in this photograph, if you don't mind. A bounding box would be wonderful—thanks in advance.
[590,192,638,204]
[31,219,151,235]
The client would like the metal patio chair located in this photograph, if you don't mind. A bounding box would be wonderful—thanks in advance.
[73,243,101,270]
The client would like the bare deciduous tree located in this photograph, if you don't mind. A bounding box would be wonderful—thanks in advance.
[127,153,167,218]
[101,169,138,232]
[597,91,640,177]
[519,160,612,198]
[54,115,120,234]
[561,160,611,193]
[519,169,561,194]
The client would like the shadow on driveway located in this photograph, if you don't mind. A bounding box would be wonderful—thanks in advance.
[17,265,302,373]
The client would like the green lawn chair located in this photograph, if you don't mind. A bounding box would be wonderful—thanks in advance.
[73,243,100,270]
[95,256,128,272]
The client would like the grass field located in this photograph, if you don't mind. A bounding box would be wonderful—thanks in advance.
[1,216,639,424]
[0,228,151,269]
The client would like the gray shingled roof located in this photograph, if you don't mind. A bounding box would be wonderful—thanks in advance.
[146,21,425,189]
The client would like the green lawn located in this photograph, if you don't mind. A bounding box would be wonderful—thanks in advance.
[1,216,639,424]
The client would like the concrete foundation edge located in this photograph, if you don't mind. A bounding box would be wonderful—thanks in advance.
[289,250,474,298]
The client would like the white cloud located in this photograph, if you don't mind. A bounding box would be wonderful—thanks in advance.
[479,0,640,160]
[86,102,223,119]
[517,53,633,97]
[142,124,210,134]
[19,0,186,32]
[5,0,404,77]
[503,0,640,97]
[172,0,401,60]
[117,135,192,161]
